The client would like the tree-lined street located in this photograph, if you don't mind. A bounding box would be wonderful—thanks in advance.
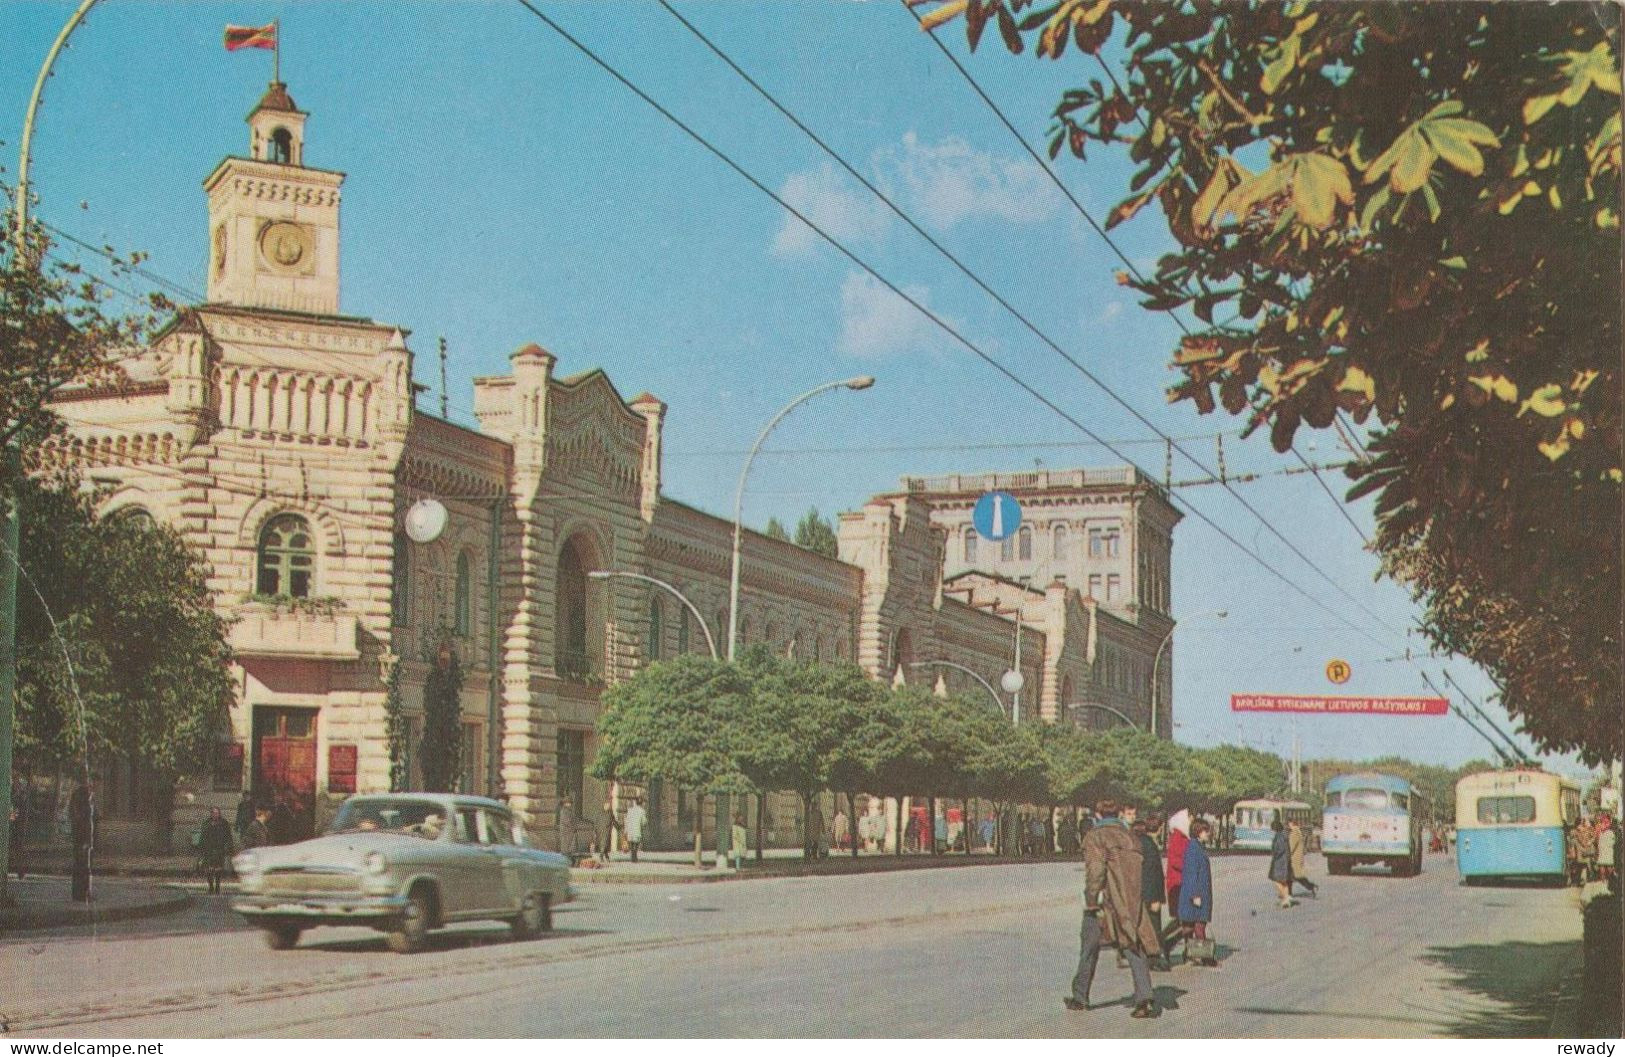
[0,853,1582,1038]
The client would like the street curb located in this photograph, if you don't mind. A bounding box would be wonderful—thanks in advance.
[0,884,193,932]
[569,854,1073,884]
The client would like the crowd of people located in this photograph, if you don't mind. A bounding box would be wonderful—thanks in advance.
[1568,813,1618,887]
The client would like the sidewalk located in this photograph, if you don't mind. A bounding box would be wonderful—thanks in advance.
[0,875,192,931]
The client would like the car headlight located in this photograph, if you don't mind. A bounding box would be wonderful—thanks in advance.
[364,851,388,875]
[234,851,259,873]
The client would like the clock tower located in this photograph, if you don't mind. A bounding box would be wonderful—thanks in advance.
[203,82,344,314]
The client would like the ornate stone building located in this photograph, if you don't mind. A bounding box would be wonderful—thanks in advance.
[42,84,1178,852]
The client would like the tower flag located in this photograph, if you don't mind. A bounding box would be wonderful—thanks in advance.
[224,22,279,81]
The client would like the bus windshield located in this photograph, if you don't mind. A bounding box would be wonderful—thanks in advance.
[1477,795,1536,825]
[1341,789,1392,811]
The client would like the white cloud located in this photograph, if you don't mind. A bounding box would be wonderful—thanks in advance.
[875,131,1064,230]
[771,163,891,259]
[837,271,941,359]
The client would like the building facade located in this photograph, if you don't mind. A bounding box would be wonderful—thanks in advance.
[41,84,1178,852]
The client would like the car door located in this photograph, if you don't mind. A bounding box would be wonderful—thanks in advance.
[480,807,534,911]
[445,805,500,916]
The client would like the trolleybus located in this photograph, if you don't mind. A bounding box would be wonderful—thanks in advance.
[1455,769,1580,884]
[1321,772,1425,876]
[1229,798,1314,852]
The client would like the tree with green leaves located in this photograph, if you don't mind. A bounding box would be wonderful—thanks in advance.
[418,637,464,793]
[763,517,790,542]
[921,0,1621,761]
[15,475,235,848]
[593,654,753,866]
[794,507,841,559]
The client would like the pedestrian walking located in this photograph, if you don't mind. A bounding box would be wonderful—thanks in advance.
[198,807,235,894]
[1287,818,1318,897]
[1596,815,1617,887]
[1178,819,1217,966]
[1064,800,1162,1020]
[599,798,618,865]
[978,813,995,854]
[69,779,94,903]
[556,797,577,861]
[1162,809,1191,949]
[623,796,646,863]
[8,777,29,880]
[268,797,295,845]
[833,807,850,852]
[1135,814,1173,971]
[730,813,748,870]
[234,791,255,845]
[1269,818,1296,908]
[243,806,271,849]
[1571,817,1597,885]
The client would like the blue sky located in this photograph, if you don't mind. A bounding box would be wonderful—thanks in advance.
[1,1,1588,775]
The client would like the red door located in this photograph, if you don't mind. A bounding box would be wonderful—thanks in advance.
[253,707,318,841]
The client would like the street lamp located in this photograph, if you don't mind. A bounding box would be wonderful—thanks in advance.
[1063,701,1139,730]
[1150,609,1227,738]
[2,0,104,907]
[910,660,1007,721]
[587,570,718,661]
[727,376,874,662]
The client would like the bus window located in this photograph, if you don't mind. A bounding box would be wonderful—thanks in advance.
[1477,795,1536,825]
[1344,789,1390,811]
[1390,793,1409,812]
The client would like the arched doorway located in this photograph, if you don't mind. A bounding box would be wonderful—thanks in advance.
[554,532,605,681]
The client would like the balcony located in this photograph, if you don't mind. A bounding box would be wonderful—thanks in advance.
[231,601,360,661]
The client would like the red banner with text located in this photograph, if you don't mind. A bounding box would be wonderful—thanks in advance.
[1231,694,1448,716]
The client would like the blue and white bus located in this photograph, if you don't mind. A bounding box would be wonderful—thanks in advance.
[1456,769,1580,885]
[1322,772,1425,876]
[1229,798,1313,852]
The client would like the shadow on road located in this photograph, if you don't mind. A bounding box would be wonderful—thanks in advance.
[302,926,613,955]
[1419,938,1579,1038]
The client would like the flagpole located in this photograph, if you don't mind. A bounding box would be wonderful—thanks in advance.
[273,19,280,83]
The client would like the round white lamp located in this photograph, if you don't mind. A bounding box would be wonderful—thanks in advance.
[404,498,449,544]
[1000,669,1025,695]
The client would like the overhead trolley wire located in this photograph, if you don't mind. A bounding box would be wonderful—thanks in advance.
[509,0,1402,655]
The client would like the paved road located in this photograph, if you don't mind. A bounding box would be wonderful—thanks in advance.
[0,852,1580,1038]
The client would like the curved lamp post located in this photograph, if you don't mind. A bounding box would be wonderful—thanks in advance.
[727,376,874,661]
[1064,701,1139,730]
[588,570,718,661]
[1150,609,1227,738]
[909,660,1007,721]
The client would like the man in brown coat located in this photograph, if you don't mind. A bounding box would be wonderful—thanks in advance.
[1065,799,1161,1018]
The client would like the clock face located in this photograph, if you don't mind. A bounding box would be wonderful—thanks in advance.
[258,221,313,273]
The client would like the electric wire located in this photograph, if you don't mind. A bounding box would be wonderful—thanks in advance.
[509,0,1401,655]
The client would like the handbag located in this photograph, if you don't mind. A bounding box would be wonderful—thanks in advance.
[1184,935,1217,964]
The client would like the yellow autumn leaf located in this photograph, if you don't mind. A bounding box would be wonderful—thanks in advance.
[1338,365,1375,401]
[1538,435,1571,461]
[1567,418,1586,441]
[918,0,969,33]
[1573,369,1599,392]
[1469,374,1518,402]
[1465,339,1490,362]
[1440,393,1456,410]
[1520,383,1566,417]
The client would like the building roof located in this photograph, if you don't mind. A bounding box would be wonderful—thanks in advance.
[249,81,302,117]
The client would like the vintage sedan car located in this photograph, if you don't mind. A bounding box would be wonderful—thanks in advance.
[233,793,573,953]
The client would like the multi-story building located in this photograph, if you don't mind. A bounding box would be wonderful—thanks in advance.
[40,83,1179,853]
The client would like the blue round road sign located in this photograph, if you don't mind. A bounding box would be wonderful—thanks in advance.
[972,491,1022,542]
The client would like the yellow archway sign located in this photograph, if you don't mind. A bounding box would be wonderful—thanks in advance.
[1326,659,1352,685]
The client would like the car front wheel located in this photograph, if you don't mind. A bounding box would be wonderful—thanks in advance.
[511,892,552,939]
[387,889,433,954]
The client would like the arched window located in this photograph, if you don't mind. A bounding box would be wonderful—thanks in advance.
[392,531,410,626]
[1000,535,1014,561]
[1018,525,1033,561]
[1053,523,1068,560]
[454,551,473,637]
[963,527,977,563]
[647,597,664,662]
[677,605,691,655]
[113,506,155,531]
[269,128,293,164]
[258,514,315,598]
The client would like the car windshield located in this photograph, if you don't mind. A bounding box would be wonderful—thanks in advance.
[330,798,448,839]
[1341,789,1391,811]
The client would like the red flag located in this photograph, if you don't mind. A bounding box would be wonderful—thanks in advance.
[224,23,277,51]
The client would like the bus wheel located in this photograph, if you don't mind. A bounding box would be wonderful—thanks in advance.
[1327,858,1350,876]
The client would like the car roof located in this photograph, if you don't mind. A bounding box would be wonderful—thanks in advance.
[345,792,514,813]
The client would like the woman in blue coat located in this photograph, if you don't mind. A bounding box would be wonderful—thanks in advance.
[1177,819,1216,966]
[1268,818,1296,908]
